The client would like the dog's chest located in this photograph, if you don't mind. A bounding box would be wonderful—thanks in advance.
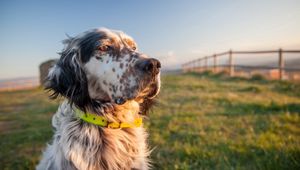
[59,120,149,170]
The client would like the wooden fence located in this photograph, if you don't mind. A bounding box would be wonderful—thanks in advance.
[182,49,300,81]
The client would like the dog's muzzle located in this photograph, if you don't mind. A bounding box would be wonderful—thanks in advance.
[115,58,161,105]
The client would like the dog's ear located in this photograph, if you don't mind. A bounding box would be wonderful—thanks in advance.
[45,39,90,110]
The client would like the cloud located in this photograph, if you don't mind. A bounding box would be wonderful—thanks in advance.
[167,51,174,57]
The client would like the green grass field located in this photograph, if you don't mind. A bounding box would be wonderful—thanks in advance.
[0,73,300,170]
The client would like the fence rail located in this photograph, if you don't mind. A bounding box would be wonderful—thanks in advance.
[182,49,300,81]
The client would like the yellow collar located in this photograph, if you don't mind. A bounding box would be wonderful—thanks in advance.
[75,109,143,129]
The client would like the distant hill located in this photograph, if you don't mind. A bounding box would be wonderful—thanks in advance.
[0,77,39,91]
[262,58,300,69]
[283,58,300,69]
[161,69,182,75]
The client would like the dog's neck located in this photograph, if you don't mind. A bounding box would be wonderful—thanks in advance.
[50,100,150,170]
[81,100,142,124]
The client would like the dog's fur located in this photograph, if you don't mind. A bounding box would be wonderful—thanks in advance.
[37,28,161,170]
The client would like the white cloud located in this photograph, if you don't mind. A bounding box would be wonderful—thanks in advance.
[167,51,174,57]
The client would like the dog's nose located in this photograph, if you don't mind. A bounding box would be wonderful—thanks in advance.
[136,58,161,74]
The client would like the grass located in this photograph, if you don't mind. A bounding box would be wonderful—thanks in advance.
[0,73,300,169]
[0,88,58,170]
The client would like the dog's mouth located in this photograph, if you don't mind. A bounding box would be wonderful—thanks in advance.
[133,72,161,101]
[145,74,161,99]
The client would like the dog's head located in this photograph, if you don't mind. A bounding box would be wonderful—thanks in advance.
[46,28,161,111]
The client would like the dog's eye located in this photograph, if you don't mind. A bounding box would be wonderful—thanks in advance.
[99,45,111,52]
[95,56,102,60]
[132,46,136,51]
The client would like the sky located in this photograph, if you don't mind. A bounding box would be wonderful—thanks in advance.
[0,0,300,79]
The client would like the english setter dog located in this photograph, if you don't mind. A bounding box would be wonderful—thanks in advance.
[37,28,161,170]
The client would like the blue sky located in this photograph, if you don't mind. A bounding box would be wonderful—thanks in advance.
[1,0,300,79]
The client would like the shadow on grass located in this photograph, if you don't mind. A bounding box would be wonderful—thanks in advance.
[185,71,263,83]
[273,81,300,98]
[214,98,300,116]
[185,71,300,98]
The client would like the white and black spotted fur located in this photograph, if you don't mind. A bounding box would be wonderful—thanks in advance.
[37,28,161,170]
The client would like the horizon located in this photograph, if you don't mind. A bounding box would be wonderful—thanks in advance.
[1,0,300,79]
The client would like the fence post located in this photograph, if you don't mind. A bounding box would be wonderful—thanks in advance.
[278,48,284,80]
[199,59,202,72]
[200,59,203,72]
[192,60,195,72]
[197,59,201,72]
[204,57,208,71]
[229,50,234,76]
[213,54,217,73]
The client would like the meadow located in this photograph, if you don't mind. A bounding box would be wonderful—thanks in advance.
[0,72,299,170]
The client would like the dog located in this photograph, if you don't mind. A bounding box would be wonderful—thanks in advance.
[36,28,161,170]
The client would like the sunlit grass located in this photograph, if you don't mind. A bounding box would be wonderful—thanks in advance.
[0,88,57,170]
[148,72,300,169]
[0,73,299,169]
